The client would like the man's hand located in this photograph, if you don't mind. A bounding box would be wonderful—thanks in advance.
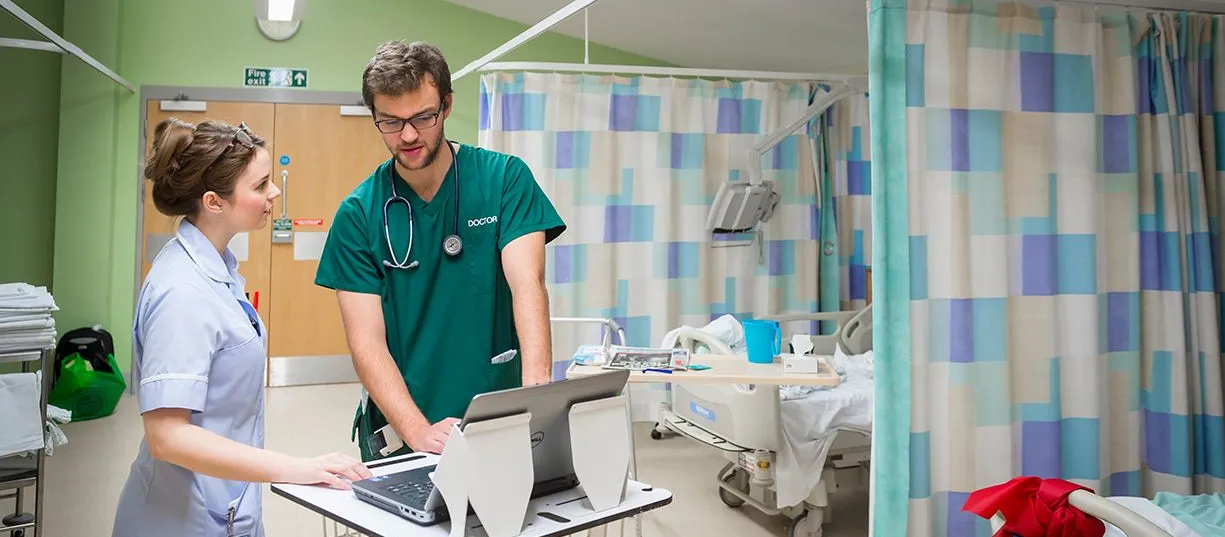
[502,232,554,387]
[405,418,461,454]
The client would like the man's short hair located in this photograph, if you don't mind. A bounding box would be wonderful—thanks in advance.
[361,40,453,112]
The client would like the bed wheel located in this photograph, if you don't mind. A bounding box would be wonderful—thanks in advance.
[787,512,806,537]
[650,422,668,440]
[718,466,748,508]
[718,485,744,508]
[788,511,822,537]
[3,513,32,537]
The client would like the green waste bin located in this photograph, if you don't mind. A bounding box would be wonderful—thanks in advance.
[47,326,126,421]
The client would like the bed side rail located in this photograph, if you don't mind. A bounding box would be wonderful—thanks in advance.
[988,490,1174,537]
[549,317,627,347]
[761,307,873,355]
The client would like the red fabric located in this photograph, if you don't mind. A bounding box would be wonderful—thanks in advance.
[962,476,1106,537]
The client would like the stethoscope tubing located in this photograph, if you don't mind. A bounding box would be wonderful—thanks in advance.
[382,141,461,270]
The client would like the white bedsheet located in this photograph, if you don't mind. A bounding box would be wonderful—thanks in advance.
[774,349,874,508]
[1103,497,1201,537]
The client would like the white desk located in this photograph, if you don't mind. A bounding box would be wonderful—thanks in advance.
[565,353,842,386]
[271,453,672,537]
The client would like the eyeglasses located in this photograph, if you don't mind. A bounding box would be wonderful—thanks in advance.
[205,122,256,172]
[373,112,441,134]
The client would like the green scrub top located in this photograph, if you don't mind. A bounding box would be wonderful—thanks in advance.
[314,143,565,461]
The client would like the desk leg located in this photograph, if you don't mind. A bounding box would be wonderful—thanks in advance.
[624,387,641,537]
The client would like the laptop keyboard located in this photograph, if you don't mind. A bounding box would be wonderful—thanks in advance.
[386,479,434,506]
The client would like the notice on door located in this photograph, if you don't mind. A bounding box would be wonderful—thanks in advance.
[293,218,324,227]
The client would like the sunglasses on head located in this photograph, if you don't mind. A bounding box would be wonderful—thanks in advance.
[204,122,256,172]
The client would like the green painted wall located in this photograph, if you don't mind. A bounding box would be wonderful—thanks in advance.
[1,0,62,288]
[53,0,670,372]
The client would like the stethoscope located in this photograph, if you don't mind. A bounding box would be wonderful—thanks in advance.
[383,141,462,270]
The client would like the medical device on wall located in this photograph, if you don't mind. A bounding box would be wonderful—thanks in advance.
[704,80,863,252]
[705,180,780,235]
[383,141,464,270]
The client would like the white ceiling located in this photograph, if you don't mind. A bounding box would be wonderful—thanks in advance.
[444,0,872,75]
[444,0,1225,76]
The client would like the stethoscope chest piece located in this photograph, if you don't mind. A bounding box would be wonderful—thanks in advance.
[443,234,463,257]
[383,141,464,270]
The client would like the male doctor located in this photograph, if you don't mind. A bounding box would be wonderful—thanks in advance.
[315,40,566,461]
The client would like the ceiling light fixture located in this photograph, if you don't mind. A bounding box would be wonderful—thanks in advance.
[267,0,295,22]
[255,0,303,41]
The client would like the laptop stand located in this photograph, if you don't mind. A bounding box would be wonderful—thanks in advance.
[430,394,632,537]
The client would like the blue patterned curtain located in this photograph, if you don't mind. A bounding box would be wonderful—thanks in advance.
[477,72,819,421]
[1135,12,1225,495]
[870,1,1225,535]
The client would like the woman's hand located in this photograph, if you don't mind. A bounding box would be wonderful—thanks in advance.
[279,452,374,490]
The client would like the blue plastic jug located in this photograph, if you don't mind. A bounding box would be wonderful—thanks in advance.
[743,319,781,364]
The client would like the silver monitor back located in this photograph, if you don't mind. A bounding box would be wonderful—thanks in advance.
[459,369,630,488]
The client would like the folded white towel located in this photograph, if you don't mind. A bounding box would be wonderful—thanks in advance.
[0,333,55,353]
[0,318,55,331]
[0,325,56,337]
[0,371,45,458]
[0,283,40,298]
[0,311,52,323]
[0,283,58,312]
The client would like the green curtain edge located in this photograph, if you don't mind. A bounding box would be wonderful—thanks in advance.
[868,0,913,536]
[818,115,842,328]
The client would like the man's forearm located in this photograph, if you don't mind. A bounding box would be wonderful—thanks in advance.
[513,280,553,385]
[352,347,429,440]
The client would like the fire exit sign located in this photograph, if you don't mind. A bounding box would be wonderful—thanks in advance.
[244,67,308,89]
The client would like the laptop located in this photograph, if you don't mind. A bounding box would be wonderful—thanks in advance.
[351,369,631,526]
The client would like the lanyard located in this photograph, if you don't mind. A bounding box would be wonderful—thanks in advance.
[237,298,260,337]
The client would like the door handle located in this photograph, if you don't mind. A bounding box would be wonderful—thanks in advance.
[280,169,289,219]
[272,169,293,244]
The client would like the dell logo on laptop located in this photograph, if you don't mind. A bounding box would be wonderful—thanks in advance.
[530,431,544,448]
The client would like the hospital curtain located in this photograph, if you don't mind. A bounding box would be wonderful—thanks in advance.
[887,1,1225,536]
[477,72,819,421]
[816,92,874,314]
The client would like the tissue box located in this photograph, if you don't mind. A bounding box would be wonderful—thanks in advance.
[782,353,822,374]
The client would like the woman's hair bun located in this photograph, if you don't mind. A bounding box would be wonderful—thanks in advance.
[145,118,194,182]
[143,117,265,217]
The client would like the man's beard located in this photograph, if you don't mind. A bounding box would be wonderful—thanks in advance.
[395,130,444,171]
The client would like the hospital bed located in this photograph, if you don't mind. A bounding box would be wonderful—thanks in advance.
[652,307,874,537]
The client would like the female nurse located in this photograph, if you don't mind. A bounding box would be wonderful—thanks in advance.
[112,118,373,537]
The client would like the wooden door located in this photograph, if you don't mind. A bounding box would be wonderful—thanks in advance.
[267,104,388,377]
[140,101,276,323]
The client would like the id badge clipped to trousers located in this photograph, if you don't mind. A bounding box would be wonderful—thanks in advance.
[353,387,407,461]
